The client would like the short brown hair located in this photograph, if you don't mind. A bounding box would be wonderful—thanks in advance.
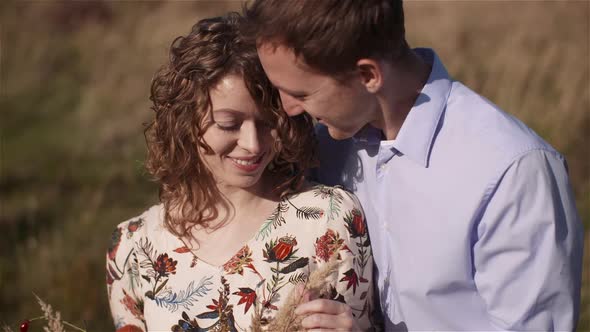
[145,13,316,239]
[244,0,408,76]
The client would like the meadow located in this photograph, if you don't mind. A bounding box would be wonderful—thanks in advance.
[1,1,588,330]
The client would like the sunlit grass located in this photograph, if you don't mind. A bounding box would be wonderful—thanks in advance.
[1,1,588,330]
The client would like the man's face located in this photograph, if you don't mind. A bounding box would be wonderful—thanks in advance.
[257,43,375,140]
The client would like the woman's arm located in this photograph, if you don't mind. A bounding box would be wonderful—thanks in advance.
[106,221,147,332]
[297,188,376,331]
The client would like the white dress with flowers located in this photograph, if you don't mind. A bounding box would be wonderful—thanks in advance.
[106,185,376,331]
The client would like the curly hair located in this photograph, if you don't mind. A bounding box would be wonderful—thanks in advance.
[145,12,316,239]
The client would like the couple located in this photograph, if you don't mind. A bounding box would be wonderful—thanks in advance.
[107,1,583,331]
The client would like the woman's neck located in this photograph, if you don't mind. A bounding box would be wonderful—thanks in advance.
[211,174,280,227]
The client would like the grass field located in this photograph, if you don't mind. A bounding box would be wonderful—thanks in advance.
[1,1,588,330]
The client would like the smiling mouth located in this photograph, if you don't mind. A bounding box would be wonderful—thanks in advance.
[229,154,265,171]
[232,156,262,165]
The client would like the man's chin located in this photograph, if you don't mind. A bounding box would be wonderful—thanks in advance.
[327,127,356,140]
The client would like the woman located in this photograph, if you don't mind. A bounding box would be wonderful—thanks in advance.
[106,13,375,331]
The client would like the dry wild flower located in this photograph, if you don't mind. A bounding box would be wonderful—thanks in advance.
[35,295,66,332]
[252,255,342,332]
[8,295,86,332]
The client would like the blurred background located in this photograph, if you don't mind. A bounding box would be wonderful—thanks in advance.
[0,1,588,330]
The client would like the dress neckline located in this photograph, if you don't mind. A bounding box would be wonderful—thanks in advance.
[173,196,286,271]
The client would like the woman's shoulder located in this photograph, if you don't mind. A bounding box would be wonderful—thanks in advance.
[111,204,165,243]
[107,204,167,265]
[286,182,361,210]
[281,182,364,231]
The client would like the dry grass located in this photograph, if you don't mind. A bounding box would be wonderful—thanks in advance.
[257,258,341,332]
[0,1,588,330]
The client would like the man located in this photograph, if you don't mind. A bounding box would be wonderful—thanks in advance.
[245,0,583,331]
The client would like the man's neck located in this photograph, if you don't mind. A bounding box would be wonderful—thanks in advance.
[371,50,432,140]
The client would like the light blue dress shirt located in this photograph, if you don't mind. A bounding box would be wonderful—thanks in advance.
[314,48,583,331]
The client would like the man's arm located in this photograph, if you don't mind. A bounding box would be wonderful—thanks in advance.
[474,149,583,330]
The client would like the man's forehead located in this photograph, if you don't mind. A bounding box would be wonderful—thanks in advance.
[257,42,312,72]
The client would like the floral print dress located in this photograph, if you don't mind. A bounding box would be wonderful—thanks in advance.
[107,185,375,331]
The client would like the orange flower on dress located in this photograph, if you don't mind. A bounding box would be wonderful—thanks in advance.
[344,209,367,238]
[116,325,144,332]
[126,218,144,238]
[223,245,258,276]
[154,253,177,277]
[264,236,298,263]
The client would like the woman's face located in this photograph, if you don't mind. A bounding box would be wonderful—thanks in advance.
[200,74,276,193]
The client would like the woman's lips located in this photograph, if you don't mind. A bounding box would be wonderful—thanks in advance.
[228,154,264,172]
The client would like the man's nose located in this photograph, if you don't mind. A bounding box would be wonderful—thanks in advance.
[279,91,305,117]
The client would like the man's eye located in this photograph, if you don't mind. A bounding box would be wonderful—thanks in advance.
[216,123,240,132]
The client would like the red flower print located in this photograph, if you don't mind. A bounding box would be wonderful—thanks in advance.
[264,236,298,263]
[154,253,178,277]
[173,246,191,253]
[206,298,220,311]
[262,300,279,311]
[108,227,122,260]
[352,209,366,236]
[223,246,252,275]
[223,245,261,277]
[116,325,144,332]
[340,268,368,295]
[314,229,345,262]
[126,218,143,236]
[344,209,367,238]
[233,287,257,313]
[120,289,144,321]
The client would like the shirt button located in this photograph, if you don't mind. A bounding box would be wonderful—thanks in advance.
[382,222,389,230]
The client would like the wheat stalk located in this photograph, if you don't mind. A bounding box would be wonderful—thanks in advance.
[252,255,342,332]
[35,295,66,332]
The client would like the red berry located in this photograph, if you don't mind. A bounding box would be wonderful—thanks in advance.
[19,320,30,332]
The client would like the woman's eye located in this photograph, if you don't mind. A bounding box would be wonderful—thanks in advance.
[216,123,240,132]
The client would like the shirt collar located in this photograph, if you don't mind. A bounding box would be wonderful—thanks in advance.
[353,125,382,145]
[354,48,453,167]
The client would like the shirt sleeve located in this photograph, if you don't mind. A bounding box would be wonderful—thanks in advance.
[473,149,583,331]
[315,188,377,330]
[106,222,147,332]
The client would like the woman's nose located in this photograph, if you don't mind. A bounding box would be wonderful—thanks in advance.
[237,121,263,154]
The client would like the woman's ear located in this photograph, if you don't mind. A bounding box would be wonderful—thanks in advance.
[356,58,383,93]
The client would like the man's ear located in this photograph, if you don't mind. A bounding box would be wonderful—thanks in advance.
[356,58,383,93]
